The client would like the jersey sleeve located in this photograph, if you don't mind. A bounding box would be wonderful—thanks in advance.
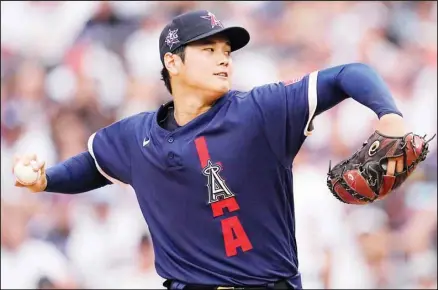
[87,117,137,185]
[249,71,319,165]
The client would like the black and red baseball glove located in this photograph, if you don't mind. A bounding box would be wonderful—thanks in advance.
[326,131,435,205]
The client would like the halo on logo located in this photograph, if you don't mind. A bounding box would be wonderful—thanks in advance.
[368,140,380,156]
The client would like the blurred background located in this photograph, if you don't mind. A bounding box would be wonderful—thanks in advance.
[1,1,436,289]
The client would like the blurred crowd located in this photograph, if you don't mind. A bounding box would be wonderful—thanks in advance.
[1,1,436,289]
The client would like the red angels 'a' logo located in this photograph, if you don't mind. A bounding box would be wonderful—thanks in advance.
[201,11,224,29]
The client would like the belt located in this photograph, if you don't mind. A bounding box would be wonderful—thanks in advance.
[164,279,291,290]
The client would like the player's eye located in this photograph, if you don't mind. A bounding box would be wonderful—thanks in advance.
[225,51,231,56]
[204,48,214,52]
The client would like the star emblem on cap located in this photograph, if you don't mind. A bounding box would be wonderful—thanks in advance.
[165,28,180,49]
[201,11,224,29]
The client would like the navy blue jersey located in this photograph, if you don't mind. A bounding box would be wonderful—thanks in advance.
[87,72,318,287]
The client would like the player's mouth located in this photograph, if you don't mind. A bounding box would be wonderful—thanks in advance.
[214,72,228,79]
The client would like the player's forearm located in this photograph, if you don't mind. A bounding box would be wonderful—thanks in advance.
[45,151,111,194]
[315,63,402,118]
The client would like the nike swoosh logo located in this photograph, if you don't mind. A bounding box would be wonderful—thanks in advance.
[143,138,150,147]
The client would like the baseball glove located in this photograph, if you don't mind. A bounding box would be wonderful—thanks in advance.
[326,131,435,205]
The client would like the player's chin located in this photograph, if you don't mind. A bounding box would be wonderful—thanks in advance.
[211,80,231,94]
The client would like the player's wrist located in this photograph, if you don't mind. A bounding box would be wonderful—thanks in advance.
[376,113,406,137]
[40,174,48,192]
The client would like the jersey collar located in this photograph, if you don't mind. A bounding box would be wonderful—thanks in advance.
[153,92,232,139]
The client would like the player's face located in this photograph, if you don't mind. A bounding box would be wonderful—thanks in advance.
[181,35,233,98]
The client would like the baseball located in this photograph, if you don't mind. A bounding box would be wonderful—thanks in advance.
[14,161,40,185]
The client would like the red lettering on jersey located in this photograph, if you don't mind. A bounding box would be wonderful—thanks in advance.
[194,136,253,257]
[221,216,253,257]
[211,197,239,217]
[195,137,210,168]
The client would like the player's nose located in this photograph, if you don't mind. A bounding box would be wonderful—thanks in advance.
[218,57,229,67]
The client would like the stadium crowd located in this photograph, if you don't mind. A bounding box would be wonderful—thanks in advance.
[1,1,436,289]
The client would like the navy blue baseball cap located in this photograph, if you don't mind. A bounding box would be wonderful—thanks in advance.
[159,10,250,65]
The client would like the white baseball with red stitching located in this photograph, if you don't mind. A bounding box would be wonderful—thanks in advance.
[14,161,40,186]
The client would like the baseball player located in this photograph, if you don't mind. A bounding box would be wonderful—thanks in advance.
[13,10,433,290]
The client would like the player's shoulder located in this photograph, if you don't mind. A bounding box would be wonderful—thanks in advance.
[120,110,155,123]
[230,78,307,100]
[227,85,280,106]
[233,75,311,102]
[109,111,155,131]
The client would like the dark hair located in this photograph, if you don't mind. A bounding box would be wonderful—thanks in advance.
[161,45,186,94]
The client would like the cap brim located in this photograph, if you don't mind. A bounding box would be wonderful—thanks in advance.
[185,26,250,52]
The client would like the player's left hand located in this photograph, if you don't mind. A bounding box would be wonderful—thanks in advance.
[326,114,436,205]
[375,114,407,176]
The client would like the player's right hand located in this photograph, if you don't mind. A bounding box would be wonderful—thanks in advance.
[12,153,47,193]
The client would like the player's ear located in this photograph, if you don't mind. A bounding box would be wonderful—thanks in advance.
[164,53,182,76]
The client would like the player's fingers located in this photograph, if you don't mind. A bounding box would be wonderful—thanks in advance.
[386,159,396,176]
[14,181,25,187]
[31,160,43,172]
[22,153,37,166]
[396,156,404,173]
[39,161,46,175]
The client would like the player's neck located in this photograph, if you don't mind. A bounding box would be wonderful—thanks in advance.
[172,89,217,126]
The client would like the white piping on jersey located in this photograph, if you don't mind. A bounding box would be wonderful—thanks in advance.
[304,71,318,137]
[87,133,128,186]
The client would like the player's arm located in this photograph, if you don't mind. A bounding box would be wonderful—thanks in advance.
[13,152,110,194]
[250,62,403,165]
[14,114,140,193]
[46,152,111,193]
[313,63,406,138]
[314,63,403,127]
